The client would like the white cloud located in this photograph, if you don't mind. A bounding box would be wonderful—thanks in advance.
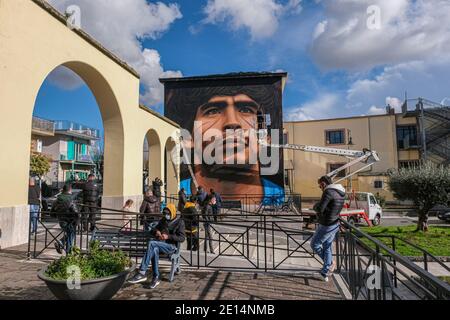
[311,0,450,70]
[346,58,450,114]
[202,0,302,40]
[367,106,385,115]
[285,93,340,121]
[47,66,84,90]
[47,0,182,106]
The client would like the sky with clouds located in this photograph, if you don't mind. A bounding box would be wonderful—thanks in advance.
[34,0,450,133]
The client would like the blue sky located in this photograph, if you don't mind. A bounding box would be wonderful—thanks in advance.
[35,0,450,136]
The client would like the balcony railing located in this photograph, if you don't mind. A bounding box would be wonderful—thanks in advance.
[54,120,101,139]
[32,117,55,135]
[60,154,94,162]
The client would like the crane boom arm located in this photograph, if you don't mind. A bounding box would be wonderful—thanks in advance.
[258,130,380,182]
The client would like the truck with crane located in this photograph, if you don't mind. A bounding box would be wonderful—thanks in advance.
[257,129,383,226]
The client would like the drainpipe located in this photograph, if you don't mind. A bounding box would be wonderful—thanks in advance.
[419,98,427,161]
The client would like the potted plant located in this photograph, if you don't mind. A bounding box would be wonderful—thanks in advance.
[38,241,134,300]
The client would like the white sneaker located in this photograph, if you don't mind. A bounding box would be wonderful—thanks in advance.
[320,273,329,282]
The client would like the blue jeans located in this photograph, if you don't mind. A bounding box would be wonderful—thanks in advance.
[311,222,340,275]
[211,205,220,222]
[139,241,176,279]
[29,205,40,234]
[60,221,76,254]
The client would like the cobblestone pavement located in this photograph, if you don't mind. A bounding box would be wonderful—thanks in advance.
[0,248,342,300]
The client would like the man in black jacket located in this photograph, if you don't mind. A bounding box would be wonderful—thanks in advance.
[311,176,345,282]
[82,174,100,232]
[129,204,185,289]
[177,188,187,212]
[139,189,160,231]
[28,177,41,235]
[152,177,163,199]
[52,184,79,254]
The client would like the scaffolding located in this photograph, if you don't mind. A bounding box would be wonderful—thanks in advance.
[402,98,450,166]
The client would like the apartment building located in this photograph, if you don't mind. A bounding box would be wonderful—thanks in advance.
[284,108,421,200]
[31,117,101,189]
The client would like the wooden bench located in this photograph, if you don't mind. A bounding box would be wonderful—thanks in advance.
[92,229,181,282]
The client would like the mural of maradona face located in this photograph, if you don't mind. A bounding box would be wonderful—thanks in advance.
[195,94,260,169]
[164,77,285,203]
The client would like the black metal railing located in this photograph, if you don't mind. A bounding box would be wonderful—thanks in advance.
[335,218,450,300]
[168,193,302,215]
[28,205,318,273]
[27,203,450,300]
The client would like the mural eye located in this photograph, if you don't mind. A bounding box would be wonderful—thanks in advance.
[204,108,221,116]
[239,106,256,114]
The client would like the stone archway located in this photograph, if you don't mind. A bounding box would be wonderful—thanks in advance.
[0,0,136,248]
[144,129,162,190]
[165,137,179,199]
[0,0,180,249]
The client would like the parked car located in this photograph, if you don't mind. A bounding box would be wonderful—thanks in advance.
[429,204,450,222]
[41,189,83,213]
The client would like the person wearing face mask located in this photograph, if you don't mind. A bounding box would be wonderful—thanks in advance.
[311,176,345,282]
[128,204,185,289]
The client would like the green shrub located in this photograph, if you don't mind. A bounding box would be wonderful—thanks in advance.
[46,241,131,281]
[388,162,450,231]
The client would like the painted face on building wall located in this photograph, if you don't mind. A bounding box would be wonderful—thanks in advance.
[163,76,285,201]
[193,94,260,171]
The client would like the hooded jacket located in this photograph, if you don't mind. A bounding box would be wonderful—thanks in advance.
[313,184,346,226]
[181,202,199,232]
[51,193,79,224]
[154,204,185,245]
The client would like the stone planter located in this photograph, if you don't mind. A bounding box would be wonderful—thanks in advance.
[38,263,135,300]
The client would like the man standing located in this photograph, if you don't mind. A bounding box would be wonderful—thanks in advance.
[28,177,41,235]
[82,174,100,232]
[128,204,185,289]
[152,177,163,199]
[178,188,187,213]
[201,195,216,254]
[139,189,160,232]
[181,196,199,251]
[52,184,79,254]
[196,186,207,206]
[210,188,222,223]
[311,176,345,282]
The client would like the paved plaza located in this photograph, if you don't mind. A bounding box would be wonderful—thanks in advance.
[0,245,343,300]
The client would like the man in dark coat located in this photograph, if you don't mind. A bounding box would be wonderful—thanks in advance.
[210,188,222,223]
[152,177,163,199]
[196,186,207,206]
[311,175,346,282]
[82,174,100,232]
[177,188,187,212]
[28,177,41,235]
[52,184,79,254]
[139,189,160,231]
[201,195,215,254]
[128,204,185,289]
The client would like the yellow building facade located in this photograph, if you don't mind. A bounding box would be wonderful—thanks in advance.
[284,113,420,200]
[0,0,180,248]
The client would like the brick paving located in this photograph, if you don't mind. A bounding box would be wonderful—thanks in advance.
[0,247,342,300]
